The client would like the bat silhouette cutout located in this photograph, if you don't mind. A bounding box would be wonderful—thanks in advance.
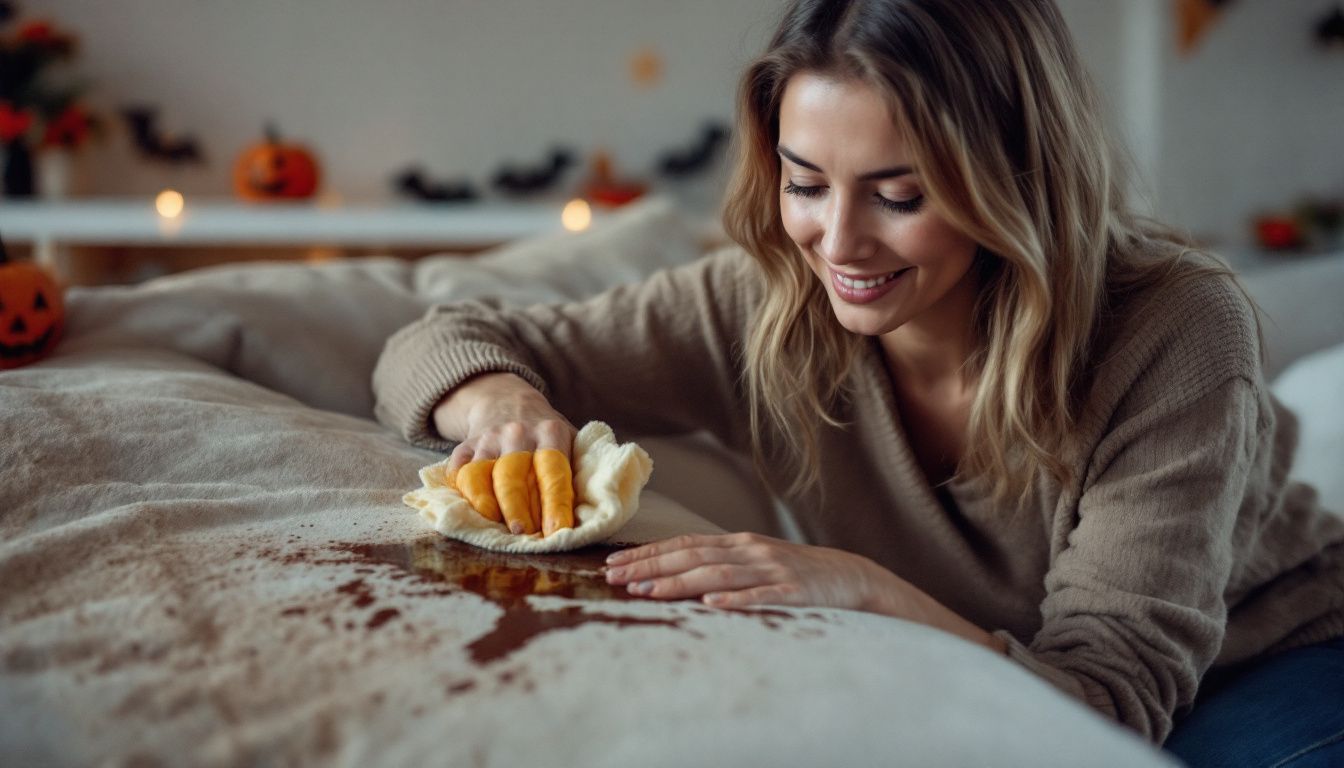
[657,123,728,178]
[491,147,575,196]
[394,166,478,202]
[121,107,204,164]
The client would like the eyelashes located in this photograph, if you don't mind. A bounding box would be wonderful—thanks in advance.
[782,181,925,214]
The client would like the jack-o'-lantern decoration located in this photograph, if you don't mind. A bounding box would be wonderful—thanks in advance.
[232,123,321,201]
[0,242,65,370]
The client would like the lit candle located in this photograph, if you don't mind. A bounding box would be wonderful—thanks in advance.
[562,198,592,232]
[155,189,185,218]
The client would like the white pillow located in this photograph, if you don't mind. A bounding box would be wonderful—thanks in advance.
[1272,341,1344,514]
[62,197,702,419]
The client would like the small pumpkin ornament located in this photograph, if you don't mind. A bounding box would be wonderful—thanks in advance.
[0,236,65,370]
[232,122,321,201]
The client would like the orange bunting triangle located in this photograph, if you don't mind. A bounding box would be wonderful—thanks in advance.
[1177,0,1230,55]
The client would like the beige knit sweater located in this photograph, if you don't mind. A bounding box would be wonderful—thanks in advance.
[373,247,1344,743]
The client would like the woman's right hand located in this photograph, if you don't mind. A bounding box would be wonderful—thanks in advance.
[432,372,578,534]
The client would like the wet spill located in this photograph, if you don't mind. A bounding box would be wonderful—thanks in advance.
[333,537,688,664]
[264,535,817,669]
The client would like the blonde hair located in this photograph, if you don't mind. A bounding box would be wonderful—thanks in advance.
[723,0,1241,505]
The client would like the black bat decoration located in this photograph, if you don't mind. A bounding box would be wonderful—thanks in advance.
[1318,5,1344,48]
[657,122,728,178]
[121,106,205,164]
[492,147,574,196]
[394,166,478,203]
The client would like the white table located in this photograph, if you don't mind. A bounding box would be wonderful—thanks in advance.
[0,197,610,279]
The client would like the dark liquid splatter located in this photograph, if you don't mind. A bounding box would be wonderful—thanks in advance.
[335,578,376,609]
[367,608,400,630]
[331,537,688,664]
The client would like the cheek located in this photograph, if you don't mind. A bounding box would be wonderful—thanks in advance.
[897,218,977,274]
[778,194,806,243]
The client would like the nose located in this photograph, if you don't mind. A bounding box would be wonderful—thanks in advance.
[815,193,874,266]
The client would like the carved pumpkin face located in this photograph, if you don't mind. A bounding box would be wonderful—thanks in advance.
[233,126,321,201]
[0,260,65,370]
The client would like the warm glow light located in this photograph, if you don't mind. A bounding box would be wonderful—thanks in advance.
[561,198,592,232]
[155,189,185,218]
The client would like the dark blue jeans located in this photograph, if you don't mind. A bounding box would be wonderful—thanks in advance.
[1163,637,1344,767]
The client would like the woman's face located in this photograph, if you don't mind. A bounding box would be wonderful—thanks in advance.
[777,71,979,338]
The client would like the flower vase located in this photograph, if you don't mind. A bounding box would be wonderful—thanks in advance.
[37,148,80,200]
[2,140,36,198]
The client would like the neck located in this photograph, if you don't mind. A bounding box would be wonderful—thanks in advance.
[878,265,980,390]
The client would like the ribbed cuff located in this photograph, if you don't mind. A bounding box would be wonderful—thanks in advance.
[992,630,1115,717]
[373,328,548,452]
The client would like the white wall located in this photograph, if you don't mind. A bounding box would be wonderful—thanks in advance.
[15,0,1344,247]
[1156,0,1344,247]
[22,0,786,207]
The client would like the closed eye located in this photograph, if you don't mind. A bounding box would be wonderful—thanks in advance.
[782,182,924,214]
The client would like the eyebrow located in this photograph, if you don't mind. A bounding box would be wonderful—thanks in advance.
[777,145,914,181]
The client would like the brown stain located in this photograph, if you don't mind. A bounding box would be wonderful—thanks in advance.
[446,680,477,695]
[335,578,376,608]
[327,537,694,665]
[467,604,681,664]
[366,608,400,630]
[258,535,803,668]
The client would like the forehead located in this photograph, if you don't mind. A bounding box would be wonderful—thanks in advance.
[777,72,909,161]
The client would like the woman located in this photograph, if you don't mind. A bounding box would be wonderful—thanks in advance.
[373,0,1344,764]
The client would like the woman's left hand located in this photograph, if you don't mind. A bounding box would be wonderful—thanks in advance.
[603,532,900,611]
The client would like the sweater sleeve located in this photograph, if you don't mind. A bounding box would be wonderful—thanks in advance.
[371,248,760,453]
[994,375,1261,743]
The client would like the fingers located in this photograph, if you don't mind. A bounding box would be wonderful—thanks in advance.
[618,562,779,601]
[702,583,802,608]
[533,419,576,465]
[606,532,760,567]
[448,417,577,536]
[534,448,575,536]
[493,451,537,535]
[454,458,502,523]
[448,443,475,474]
[605,538,783,600]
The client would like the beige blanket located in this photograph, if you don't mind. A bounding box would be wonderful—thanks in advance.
[0,200,1175,767]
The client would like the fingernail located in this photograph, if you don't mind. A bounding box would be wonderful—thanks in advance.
[628,581,652,595]
[605,567,625,581]
[606,552,623,564]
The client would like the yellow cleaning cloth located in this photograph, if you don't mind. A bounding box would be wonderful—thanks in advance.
[404,421,653,553]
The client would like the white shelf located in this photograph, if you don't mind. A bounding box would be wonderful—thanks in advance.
[0,197,603,247]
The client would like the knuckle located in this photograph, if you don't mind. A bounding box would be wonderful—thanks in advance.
[746,543,775,561]
[499,422,526,440]
[537,418,569,437]
[707,564,735,581]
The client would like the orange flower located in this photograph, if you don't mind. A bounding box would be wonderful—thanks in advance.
[0,101,35,143]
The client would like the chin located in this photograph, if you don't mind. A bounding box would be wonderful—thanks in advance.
[828,297,901,337]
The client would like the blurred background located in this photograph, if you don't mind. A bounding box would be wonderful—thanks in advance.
[2,0,1342,283]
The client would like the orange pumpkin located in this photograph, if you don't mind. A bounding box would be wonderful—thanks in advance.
[0,249,64,370]
[232,123,321,201]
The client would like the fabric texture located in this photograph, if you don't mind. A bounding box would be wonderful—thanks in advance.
[373,245,1344,744]
[1162,637,1344,768]
[0,200,1179,767]
[406,421,655,553]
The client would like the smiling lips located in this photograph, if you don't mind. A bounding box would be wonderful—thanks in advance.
[829,266,911,304]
